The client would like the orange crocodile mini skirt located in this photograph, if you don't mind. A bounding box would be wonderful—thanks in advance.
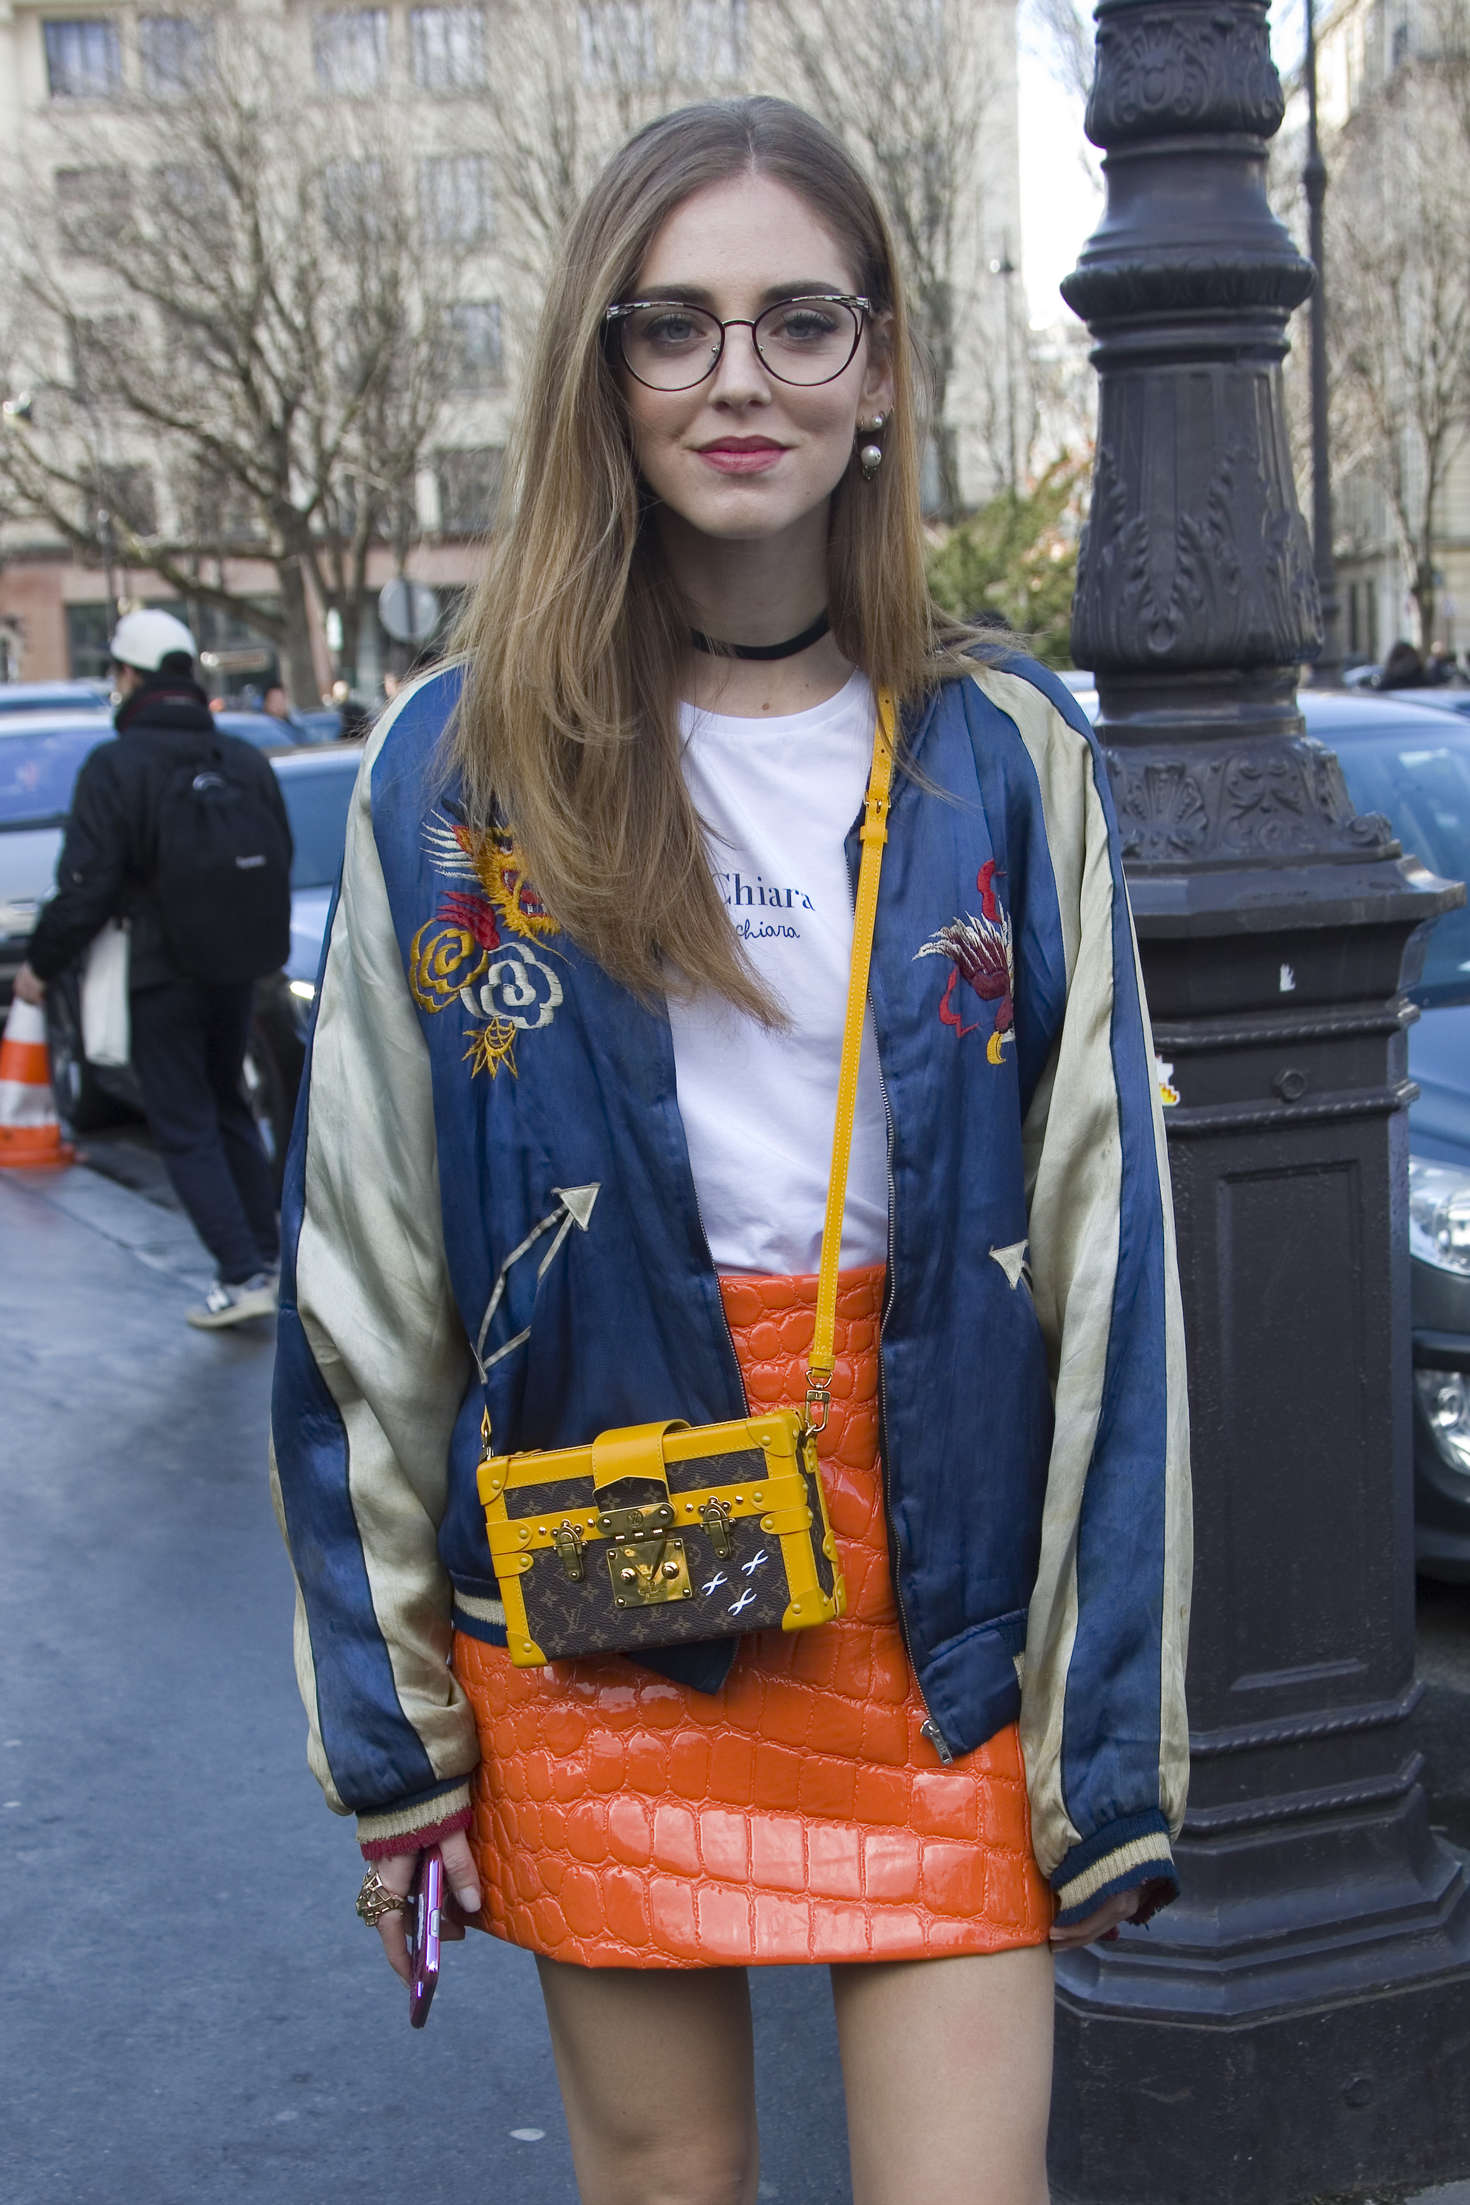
[452,1263,1054,1968]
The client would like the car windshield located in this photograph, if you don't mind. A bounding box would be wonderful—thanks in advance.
[277,760,358,889]
[1337,734,1470,1003]
[0,724,112,827]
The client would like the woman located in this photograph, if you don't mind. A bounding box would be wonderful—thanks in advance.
[271,97,1189,2205]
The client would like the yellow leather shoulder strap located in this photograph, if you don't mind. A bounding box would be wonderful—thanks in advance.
[804,686,896,1430]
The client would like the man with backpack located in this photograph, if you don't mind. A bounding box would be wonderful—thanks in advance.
[14,609,294,1330]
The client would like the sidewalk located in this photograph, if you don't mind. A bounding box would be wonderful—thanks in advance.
[3,1143,213,1291]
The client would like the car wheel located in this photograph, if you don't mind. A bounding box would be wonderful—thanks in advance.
[243,1017,291,1195]
[46,976,126,1134]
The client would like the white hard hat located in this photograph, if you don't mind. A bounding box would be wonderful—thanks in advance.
[109,607,198,671]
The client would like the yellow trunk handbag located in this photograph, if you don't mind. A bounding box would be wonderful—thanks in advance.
[476,689,896,1667]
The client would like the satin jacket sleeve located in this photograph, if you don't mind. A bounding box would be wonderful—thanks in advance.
[981,666,1192,1926]
[269,713,479,1857]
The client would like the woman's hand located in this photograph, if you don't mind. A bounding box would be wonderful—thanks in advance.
[13,962,45,1006]
[1048,1889,1138,1951]
[370,1829,483,1985]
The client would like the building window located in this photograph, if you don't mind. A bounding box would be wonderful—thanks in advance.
[411,7,487,89]
[420,153,494,244]
[313,9,389,94]
[436,445,504,534]
[324,158,386,242]
[98,463,158,538]
[138,15,213,93]
[66,602,115,681]
[55,166,133,253]
[189,463,263,544]
[43,18,123,98]
[446,301,503,389]
[152,160,231,245]
[71,314,135,406]
[680,0,746,80]
[579,1,657,86]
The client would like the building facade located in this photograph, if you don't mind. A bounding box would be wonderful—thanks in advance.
[1311,0,1470,661]
[0,0,1022,693]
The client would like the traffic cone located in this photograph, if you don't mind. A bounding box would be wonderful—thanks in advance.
[0,995,75,1167]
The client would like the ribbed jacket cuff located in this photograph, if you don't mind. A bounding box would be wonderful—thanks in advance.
[356,1779,474,1859]
[1052,1811,1177,1927]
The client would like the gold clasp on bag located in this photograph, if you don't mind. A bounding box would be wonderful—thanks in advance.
[597,1499,675,1540]
[700,1497,734,1557]
[553,1521,586,1582]
[609,1536,692,1607]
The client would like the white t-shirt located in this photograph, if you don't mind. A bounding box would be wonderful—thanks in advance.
[668,668,890,1276]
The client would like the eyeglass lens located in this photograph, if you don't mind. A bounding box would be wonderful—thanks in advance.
[617,298,862,391]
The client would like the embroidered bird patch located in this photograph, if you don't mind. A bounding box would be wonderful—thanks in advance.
[914,860,1015,1063]
[409,810,563,1078]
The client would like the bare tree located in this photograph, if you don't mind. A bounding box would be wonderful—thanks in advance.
[1328,56,1470,646]
[765,0,1004,518]
[0,8,463,697]
[471,0,701,294]
[1024,0,1095,108]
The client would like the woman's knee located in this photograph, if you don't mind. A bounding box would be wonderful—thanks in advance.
[582,2125,758,2205]
[536,1957,759,2205]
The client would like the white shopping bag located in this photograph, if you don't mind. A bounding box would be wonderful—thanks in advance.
[80,919,130,1068]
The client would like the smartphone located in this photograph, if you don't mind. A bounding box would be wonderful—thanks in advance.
[408,1848,443,2029]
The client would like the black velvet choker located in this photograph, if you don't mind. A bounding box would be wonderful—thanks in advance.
[689,610,830,661]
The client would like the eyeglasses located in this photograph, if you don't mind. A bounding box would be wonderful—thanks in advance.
[605,293,871,392]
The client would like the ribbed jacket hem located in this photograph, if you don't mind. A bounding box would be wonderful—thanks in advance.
[357,1780,474,1858]
[1052,1812,1177,1926]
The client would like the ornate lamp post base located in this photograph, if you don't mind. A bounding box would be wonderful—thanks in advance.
[1052,3,1470,2198]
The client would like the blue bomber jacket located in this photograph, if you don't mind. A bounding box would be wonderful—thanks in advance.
[269,653,1191,1928]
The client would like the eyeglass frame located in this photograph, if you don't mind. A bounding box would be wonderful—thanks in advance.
[604,293,874,392]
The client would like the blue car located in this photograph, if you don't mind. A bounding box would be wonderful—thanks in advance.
[0,679,112,714]
[1319,691,1470,1578]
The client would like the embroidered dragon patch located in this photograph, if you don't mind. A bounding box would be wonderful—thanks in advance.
[409,812,563,1079]
[914,859,1014,1064]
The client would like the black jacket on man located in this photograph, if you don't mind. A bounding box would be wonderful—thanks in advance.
[27,675,292,990]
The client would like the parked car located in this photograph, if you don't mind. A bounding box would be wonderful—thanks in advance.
[1071,681,1470,1579]
[215,708,321,753]
[0,711,115,1004]
[0,713,360,1179]
[291,707,346,744]
[0,679,112,714]
[1375,686,1470,724]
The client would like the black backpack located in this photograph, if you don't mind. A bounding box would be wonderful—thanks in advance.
[154,742,292,985]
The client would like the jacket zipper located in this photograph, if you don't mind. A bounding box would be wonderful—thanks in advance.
[851,818,954,1766]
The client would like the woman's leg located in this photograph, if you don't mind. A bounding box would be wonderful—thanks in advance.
[536,1955,760,2205]
[830,1944,1054,2205]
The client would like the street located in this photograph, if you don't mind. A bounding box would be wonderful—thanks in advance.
[7,1136,1470,2205]
[1,1150,851,2205]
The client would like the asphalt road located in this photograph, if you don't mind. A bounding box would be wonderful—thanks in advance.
[1,1158,850,2205]
[7,1134,1470,2205]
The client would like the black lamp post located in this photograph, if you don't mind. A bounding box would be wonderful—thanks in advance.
[1050,3,1470,2199]
[1304,0,1343,680]
[989,235,1021,495]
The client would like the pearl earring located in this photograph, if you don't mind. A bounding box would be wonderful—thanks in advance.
[858,413,887,480]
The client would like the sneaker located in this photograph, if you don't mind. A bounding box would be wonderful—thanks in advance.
[186,1272,278,1330]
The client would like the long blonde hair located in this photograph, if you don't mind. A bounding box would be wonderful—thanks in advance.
[449,96,977,1017]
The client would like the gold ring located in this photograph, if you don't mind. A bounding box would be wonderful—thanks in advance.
[355,1864,412,1926]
